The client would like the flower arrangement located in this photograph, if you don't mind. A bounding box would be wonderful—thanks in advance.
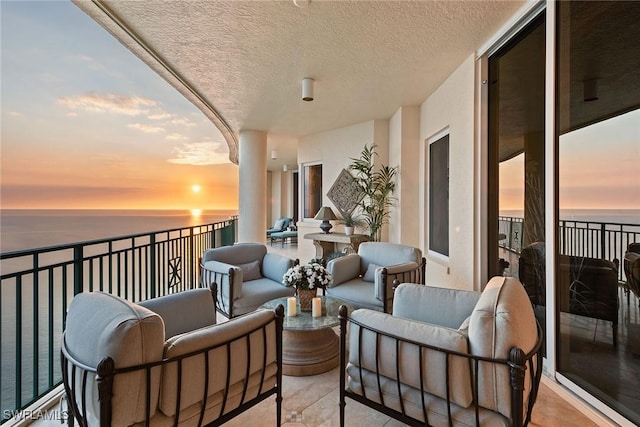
[283,259,332,291]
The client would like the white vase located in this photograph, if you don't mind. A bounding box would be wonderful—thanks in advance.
[344,226,355,236]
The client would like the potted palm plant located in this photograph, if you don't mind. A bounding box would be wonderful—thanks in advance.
[348,144,398,241]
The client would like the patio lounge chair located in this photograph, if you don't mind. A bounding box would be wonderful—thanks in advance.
[266,217,291,237]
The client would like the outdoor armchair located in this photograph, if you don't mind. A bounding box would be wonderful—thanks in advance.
[200,243,296,318]
[326,242,425,313]
[61,286,284,427]
[339,277,543,427]
[519,242,619,346]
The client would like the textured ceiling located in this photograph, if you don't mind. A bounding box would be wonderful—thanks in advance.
[73,0,526,167]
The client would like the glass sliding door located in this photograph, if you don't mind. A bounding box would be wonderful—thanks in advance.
[488,12,546,288]
[556,2,640,423]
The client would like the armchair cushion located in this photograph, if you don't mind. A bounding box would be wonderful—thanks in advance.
[374,261,418,302]
[327,254,361,287]
[358,242,422,270]
[203,243,267,266]
[232,278,296,316]
[362,263,380,282]
[262,252,294,284]
[325,280,381,311]
[393,283,481,329]
[64,292,164,426]
[468,276,538,417]
[349,309,473,408]
[238,260,262,282]
[202,259,243,300]
[160,309,277,415]
[139,288,216,339]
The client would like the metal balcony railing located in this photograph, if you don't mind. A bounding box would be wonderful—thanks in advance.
[498,216,640,282]
[0,217,237,424]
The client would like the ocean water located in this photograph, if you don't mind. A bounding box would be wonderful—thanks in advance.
[0,209,237,253]
[0,209,237,418]
[500,208,640,225]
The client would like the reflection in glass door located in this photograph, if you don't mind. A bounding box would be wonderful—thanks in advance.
[556,2,640,423]
[488,13,546,286]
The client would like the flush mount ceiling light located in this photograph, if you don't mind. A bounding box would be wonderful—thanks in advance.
[293,0,311,7]
[302,78,314,101]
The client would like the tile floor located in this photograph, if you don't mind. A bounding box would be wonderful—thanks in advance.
[30,365,599,427]
[222,365,599,427]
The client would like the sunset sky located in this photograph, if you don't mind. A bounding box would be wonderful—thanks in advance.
[1,2,638,213]
[499,109,640,212]
[1,1,238,210]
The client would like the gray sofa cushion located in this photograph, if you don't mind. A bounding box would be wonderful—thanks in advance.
[64,292,164,426]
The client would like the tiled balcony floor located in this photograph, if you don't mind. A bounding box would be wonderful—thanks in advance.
[30,364,597,427]
[225,366,597,427]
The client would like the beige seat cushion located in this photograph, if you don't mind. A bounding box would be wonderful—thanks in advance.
[159,309,277,416]
[349,309,473,408]
[347,365,510,427]
[468,276,538,418]
[64,292,165,426]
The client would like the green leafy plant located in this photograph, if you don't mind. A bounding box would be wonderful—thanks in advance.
[348,144,398,241]
[338,211,365,228]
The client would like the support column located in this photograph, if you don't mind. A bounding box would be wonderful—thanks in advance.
[524,131,545,247]
[238,130,267,243]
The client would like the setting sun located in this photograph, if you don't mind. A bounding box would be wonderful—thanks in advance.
[191,185,201,193]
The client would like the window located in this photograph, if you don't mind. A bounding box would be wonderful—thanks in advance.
[429,134,449,257]
[303,163,322,219]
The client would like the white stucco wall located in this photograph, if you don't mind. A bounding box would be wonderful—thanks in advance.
[389,106,421,248]
[420,54,476,291]
[296,120,389,263]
